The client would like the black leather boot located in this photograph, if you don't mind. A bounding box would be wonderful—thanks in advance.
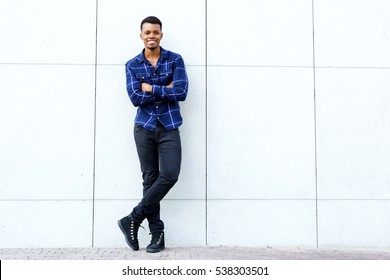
[118,216,142,251]
[146,231,165,253]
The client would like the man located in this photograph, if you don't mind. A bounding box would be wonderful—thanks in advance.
[118,16,189,253]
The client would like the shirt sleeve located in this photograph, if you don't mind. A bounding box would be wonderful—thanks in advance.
[126,63,155,107]
[152,55,188,102]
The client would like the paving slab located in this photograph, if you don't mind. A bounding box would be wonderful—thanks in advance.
[1,246,390,260]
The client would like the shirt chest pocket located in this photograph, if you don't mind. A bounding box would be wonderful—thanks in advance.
[159,70,173,86]
[136,73,151,83]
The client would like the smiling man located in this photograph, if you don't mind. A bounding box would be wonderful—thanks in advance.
[118,16,189,253]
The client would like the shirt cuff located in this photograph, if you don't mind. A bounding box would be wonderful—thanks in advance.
[152,85,166,99]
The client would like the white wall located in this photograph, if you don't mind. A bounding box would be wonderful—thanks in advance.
[0,0,389,249]
[314,0,390,248]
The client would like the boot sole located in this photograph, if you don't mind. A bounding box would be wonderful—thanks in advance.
[117,220,139,251]
[146,246,165,253]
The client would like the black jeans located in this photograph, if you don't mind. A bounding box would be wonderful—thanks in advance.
[130,122,182,233]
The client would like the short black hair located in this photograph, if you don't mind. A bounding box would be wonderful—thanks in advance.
[140,16,162,31]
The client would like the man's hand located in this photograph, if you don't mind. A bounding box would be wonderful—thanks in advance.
[142,83,153,93]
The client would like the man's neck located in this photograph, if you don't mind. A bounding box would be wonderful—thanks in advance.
[144,47,161,60]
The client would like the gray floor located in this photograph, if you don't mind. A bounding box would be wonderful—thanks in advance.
[1,246,390,260]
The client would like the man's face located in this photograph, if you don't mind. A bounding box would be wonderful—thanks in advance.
[140,23,163,50]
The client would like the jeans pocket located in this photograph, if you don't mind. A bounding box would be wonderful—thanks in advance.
[134,124,144,134]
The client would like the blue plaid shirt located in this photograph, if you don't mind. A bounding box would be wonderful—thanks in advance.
[125,47,189,131]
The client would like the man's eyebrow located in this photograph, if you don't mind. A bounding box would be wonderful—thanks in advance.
[143,29,160,33]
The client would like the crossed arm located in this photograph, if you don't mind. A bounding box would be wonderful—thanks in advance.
[126,56,188,107]
[142,81,172,93]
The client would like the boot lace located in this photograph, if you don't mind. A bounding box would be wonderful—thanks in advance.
[150,232,164,245]
[130,221,145,241]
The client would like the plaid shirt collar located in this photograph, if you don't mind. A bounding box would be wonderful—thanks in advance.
[137,47,169,64]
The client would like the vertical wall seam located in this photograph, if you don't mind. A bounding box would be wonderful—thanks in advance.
[91,0,99,247]
[311,0,319,249]
[205,0,209,246]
